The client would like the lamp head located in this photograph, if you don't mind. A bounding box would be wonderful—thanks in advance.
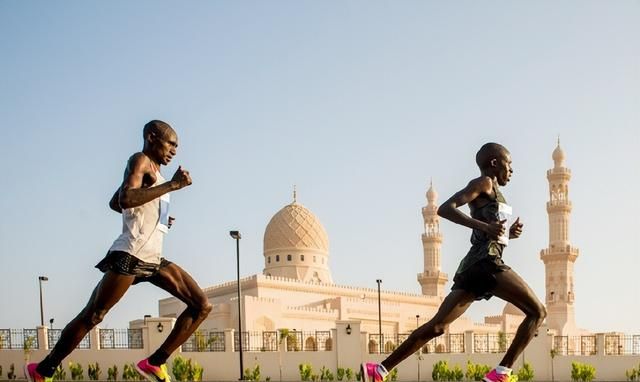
[230,230,241,239]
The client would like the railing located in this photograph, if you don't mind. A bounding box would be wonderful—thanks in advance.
[553,335,597,355]
[368,333,464,354]
[473,333,515,353]
[182,330,225,352]
[233,330,332,352]
[605,334,640,355]
[48,329,91,349]
[0,329,39,350]
[99,329,143,349]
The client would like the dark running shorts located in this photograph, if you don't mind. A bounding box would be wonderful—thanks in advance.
[451,257,511,301]
[95,251,172,285]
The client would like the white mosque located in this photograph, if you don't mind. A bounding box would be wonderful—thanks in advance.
[158,142,581,340]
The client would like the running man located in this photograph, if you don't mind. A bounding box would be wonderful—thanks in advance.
[26,120,212,382]
[361,143,546,382]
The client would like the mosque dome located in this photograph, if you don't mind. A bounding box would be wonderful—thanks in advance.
[264,201,329,254]
[263,194,333,284]
[552,142,565,164]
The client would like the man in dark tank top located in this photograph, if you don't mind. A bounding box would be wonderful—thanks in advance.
[361,143,545,382]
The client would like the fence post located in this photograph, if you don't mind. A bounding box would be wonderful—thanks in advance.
[596,333,606,356]
[464,330,474,355]
[36,326,47,351]
[226,329,235,352]
[90,327,100,350]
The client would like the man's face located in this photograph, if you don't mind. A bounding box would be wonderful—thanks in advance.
[149,129,178,165]
[494,150,513,186]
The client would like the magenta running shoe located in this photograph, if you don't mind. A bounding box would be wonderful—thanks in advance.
[360,362,389,382]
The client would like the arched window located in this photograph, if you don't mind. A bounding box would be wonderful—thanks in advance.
[276,255,280,262]
[287,254,292,261]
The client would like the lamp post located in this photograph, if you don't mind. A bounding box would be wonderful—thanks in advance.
[376,279,382,353]
[38,276,48,326]
[49,318,54,330]
[416,314,421,382]
[230,231,244,381]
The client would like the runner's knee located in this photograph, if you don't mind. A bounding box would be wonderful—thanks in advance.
[82,308,108,327]
[431,323,448,337]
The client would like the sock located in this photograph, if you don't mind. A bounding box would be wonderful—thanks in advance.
[496,366,512,375]
[148,350,170,366]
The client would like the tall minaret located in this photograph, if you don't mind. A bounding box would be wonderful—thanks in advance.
[540,140,579,334]
[417,181,448,298]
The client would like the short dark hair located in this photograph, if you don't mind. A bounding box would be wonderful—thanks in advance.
[476,142,508,169]
[143,120,173,139]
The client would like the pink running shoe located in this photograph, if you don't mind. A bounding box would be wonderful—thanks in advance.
[24,363,53,382]
[136,359,171,382]
[360,362,389,382]
[483,368,516,382]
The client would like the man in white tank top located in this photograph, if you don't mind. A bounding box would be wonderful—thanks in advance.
[26,120,212,382]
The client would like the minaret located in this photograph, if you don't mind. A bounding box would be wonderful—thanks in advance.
[417,180,448,298]
[540,140,579,334]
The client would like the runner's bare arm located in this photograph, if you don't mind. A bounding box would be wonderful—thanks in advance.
[118,153,192,209]
[437,176,504,239]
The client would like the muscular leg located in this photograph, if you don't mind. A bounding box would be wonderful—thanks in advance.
[381,289,476,370]
[147,263,212,361]
[491,269,547,368]
[37,272,135,376]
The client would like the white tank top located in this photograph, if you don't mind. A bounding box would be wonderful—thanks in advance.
[109,171,170,264]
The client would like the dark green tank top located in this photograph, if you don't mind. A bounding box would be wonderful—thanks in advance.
[455,183,508,274]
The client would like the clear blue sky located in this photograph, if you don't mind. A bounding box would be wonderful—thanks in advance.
[1,1,638,333]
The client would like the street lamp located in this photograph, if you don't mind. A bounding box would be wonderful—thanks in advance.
[49,318,54,330]
[38,276,48,326]
[230,230,244,381]
[376,279,382,354]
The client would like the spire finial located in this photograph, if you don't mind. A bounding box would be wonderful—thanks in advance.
[557,135,561,147]
[430,177,433,187]
[293,185,297,203]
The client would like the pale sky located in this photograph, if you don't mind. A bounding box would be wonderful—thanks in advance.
[1,1,638,334]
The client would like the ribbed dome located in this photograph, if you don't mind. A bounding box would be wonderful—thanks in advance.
[264,202,329,254]
[552,142,565,164]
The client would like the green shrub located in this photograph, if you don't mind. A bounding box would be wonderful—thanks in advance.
[299,363,313,381]
[122,363,142,381]
[107,365,118,381]
[432,360,449,381]
[354,370,362,382]
[389,368,397,382]
[69,362,84,381]
[53,365,67,381]
[320,366,334,381]
[345,368,354,382]
[189,359,204,382]
[336,367,345,381]
[517,362,534,381]
[571,362,596,382]
[244,364,261,382]
[7,364,16,380]
[450,365,464,381]
[88,363,102,380]
[465,361,491,381]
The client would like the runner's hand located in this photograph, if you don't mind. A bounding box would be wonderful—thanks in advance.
[171,166,192,189]
[486,219,507,240]
[509,217,523,239]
